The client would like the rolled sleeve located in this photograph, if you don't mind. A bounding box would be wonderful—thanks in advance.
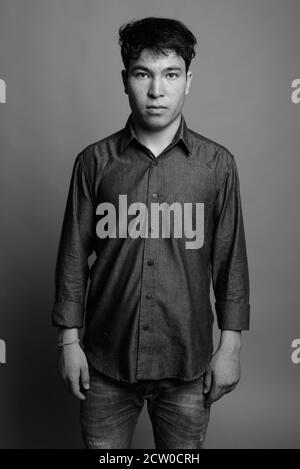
[52,153,95,328]
[211,152,250,331]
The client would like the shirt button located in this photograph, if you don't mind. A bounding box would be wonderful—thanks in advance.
[143,324,150,331]
[152,159,158,166]
[145,293,152,299]
[147,259,154,266]
[152,193,159,200]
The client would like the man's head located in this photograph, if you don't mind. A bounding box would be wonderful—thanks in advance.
[119,17,197,131]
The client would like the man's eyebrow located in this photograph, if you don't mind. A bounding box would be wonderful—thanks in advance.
[130,65,183,73]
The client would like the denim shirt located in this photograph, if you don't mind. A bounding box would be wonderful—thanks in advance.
[52,113,250,383]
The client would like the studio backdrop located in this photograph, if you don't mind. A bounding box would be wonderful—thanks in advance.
[0,0,299,448]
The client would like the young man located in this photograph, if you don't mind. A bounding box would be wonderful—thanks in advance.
[52,17,250,449]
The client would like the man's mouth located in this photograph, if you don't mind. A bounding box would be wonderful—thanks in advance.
[146,106,168,109]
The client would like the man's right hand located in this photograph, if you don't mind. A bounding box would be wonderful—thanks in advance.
[57,343,90,400]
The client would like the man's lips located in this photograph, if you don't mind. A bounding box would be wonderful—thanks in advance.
[146,106,168,109]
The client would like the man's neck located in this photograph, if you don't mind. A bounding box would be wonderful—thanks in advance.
[131,114,182,157]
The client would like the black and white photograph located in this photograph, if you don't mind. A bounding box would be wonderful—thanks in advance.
[0,0,299,451]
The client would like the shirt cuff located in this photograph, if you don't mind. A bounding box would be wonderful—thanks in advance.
[52,300,84,328]
[215,301,250,330]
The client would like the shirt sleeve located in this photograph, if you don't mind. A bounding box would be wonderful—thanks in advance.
[210,152,250,330]
[51,153,95,328]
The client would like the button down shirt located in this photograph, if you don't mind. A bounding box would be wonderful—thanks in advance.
[52,113,250,383]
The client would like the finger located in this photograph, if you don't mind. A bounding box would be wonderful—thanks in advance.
[205,384,225,407]
[203,369,212,394]
[80,366,90,391]
[224,383,238,394]
[69,377,86,400]
[204,374,216,407]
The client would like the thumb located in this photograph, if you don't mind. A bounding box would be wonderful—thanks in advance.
[203,369,212,394]
[80,366,90,390]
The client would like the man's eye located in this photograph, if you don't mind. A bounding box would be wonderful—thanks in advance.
[135,72,148,78]
[167,73,178,79]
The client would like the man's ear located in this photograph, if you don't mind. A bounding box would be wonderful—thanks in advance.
[185,70,193,96]
[121,69,128,95]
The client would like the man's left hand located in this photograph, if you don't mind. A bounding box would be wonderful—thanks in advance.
[203,344,241,407]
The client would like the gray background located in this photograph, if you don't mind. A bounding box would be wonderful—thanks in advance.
[0,0,299,448]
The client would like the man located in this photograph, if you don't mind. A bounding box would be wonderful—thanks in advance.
[52,17,250,449]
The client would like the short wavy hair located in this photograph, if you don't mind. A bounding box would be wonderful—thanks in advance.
[119,17,197,74]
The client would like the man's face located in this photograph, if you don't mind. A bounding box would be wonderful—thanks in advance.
[122,48,192,131]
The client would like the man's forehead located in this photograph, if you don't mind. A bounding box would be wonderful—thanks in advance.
[129,48,184,69]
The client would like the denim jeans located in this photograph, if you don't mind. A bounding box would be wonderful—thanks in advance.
[80,364,211,449]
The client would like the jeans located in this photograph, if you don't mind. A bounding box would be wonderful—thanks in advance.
[80,364,211,449]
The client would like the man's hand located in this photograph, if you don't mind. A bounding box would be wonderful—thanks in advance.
[203,330,242,407]
[57,329,90,400]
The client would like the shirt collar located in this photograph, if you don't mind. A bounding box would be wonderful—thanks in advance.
[119,113,193,156]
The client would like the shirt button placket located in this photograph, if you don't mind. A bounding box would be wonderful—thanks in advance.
[136,158,159,379]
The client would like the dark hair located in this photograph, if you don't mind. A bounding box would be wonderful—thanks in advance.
[118,17,197,74]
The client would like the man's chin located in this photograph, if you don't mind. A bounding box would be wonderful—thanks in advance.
[141,114,171,130]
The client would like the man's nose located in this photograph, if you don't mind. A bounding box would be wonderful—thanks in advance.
[148,77,165,97]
